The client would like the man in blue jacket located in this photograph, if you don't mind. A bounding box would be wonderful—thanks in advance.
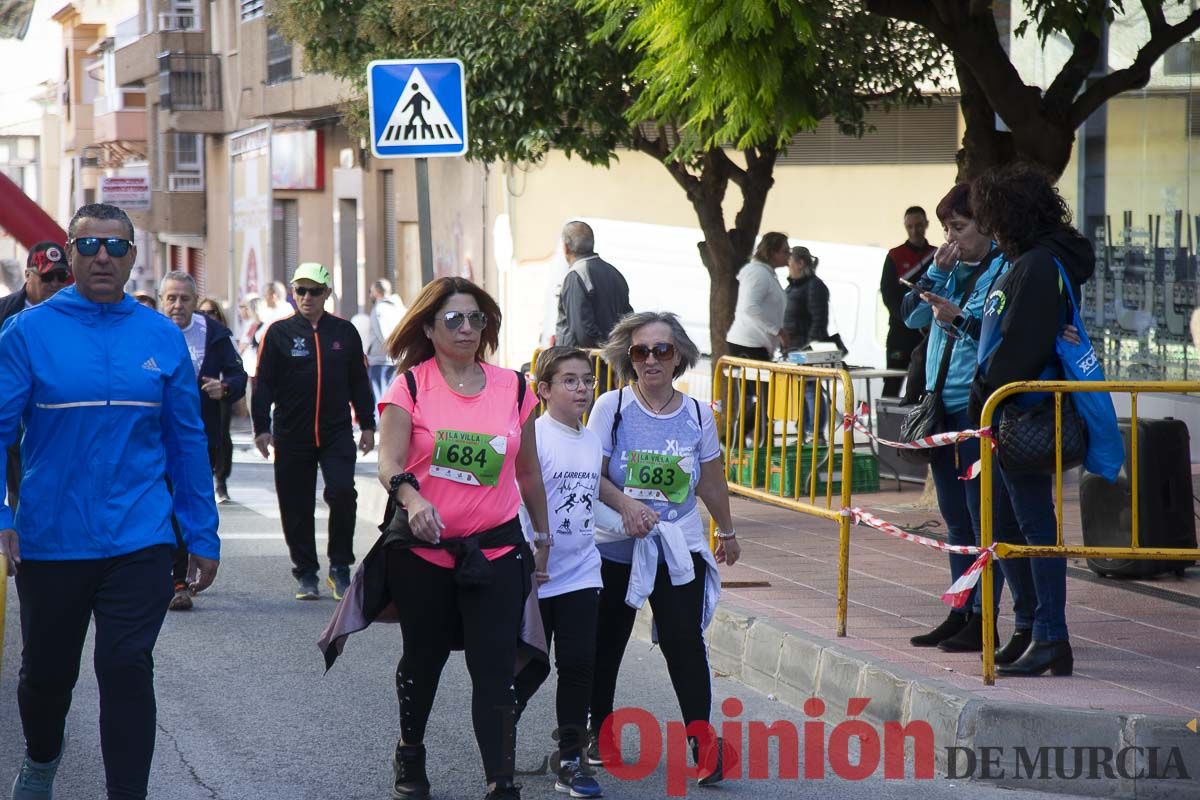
[0,203,220,800]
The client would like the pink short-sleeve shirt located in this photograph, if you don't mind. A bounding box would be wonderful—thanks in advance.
[380,359,538,568]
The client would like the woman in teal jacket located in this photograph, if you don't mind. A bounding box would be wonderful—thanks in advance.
[901,184,1034,657]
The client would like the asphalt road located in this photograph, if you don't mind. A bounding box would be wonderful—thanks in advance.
[1,453,1079,799]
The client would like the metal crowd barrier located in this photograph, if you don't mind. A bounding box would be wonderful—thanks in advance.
[978,380,1200,685]
[714,356,857,635]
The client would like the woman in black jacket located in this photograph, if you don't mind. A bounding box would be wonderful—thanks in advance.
[968,163,1094,677]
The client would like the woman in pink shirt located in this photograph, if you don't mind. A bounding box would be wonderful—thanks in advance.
[375,277,549,800]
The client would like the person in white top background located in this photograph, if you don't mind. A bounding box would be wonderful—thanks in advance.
[724,231,789,444]
[513,346,605,799]
[366,279,407,400]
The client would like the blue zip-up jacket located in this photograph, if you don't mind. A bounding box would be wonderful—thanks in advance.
[902,247,1008,414]
[0,286,219,561]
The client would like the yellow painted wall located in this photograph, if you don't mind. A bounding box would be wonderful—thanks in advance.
[502,149,960,263]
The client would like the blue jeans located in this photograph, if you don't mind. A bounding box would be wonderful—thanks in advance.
[802,381,831,441]
[931,408,1001,615]
[369,364,396,403]
[992,463,1068,641]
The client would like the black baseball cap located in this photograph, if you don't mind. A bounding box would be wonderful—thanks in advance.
[27,242,68,274]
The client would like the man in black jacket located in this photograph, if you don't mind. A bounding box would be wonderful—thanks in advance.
[0,241,71,509]
[160,270,248,610]
[554,221,632,350]
[252,262,376,601]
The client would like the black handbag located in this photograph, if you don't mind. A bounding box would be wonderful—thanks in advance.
[996,395,1088,475]
[896,266,985,464]
[897,337,954,464]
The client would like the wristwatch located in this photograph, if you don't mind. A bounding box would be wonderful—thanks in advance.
[533,531,554,547]
[388,472,420,498]
[715,528,737,540]
[951,313,966,330]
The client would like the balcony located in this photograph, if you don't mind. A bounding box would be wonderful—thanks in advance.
[158,53,224,133]
[168,172,203,192]
[113,13,207,86]
[152,189,205,236]
[93,90,148,144]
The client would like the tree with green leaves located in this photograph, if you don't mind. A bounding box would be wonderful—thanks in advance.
[273,0,947,356]
[865,0,1200,181]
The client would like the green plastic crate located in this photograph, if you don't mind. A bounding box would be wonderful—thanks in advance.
[767,447,880,497]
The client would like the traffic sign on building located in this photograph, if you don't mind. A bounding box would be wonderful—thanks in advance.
[368,59,468,159]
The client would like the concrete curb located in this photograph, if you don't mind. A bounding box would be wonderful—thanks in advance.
[632,603,1200,799]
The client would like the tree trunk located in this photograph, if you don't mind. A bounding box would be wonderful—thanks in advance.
[956,54,1075,183]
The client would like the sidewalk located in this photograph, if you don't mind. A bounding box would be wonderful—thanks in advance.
[680,481,1200,798]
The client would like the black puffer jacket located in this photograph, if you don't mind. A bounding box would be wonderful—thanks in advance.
[784,274,830,350]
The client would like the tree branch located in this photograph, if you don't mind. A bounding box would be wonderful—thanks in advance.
[1070,8,1200,126]
[1043,28,1102,111]
[1141,0,1168,37]
[713,148,749,189]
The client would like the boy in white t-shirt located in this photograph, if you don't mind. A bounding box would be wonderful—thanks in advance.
[513,347,604,799]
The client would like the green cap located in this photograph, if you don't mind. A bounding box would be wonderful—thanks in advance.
[292,262,331,287]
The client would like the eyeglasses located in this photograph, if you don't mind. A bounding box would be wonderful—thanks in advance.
[553,376,597,392]
[628,342,676,363]
[200,308,220,317]
[69,237,134,258]
[37,269,71,284]
[441,310,488,331]
[293,286,327,297]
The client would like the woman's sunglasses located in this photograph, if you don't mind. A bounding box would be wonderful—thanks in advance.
[69,237,134,258]
[628,343,676,363]
[293,286,327,297]
[200,307,220,317]
[441,310,488,331]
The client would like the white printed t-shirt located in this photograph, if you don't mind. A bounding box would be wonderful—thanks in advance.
[536,413,603,598]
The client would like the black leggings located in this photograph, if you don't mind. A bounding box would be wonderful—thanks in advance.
[386,546,526,783]
[590,555,711,739]
[514,588,600,763]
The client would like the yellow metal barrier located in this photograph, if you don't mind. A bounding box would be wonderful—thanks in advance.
[978,380,1200,685]
[714,356,857,635]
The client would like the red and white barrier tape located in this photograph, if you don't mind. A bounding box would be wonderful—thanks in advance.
[843,402,995,481]
[841,506,995,609]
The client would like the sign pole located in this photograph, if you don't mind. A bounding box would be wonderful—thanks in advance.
[416,156,434,284]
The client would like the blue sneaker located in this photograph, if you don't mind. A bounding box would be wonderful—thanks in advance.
[11,750,63,800]
[555,759,602,798]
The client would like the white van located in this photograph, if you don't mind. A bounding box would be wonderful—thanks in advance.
[503,217,890,368]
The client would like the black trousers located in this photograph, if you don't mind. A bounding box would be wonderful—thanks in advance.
[16,545,173,800]
[386,547,526,783]
[725,342,772,444]
[590,555,711,741]
[209,402,233,483]
[273,435,358,578]
[514,588,600,763]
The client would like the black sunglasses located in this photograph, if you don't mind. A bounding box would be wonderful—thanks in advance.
[200,307,220,316]
[37,269,71,284]
[628,342,676,363]
[69,237,134,258]
[441,310,488,331]
[293,286,327,297]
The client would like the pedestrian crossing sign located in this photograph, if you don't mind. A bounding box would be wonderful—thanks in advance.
[367,59,469,159]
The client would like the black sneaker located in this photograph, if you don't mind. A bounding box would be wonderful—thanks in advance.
[555,759,603,797]
[327,566,351,601]
[585,732,605,768]
[295,573,319,600]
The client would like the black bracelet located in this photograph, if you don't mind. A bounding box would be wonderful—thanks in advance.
[389,472,420,497]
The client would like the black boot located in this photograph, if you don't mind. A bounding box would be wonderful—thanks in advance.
[392,743,431,800]
[997,639,1073,676]
[937,614,998,653]
[994,628,1033,666]
[910,612,968,647]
